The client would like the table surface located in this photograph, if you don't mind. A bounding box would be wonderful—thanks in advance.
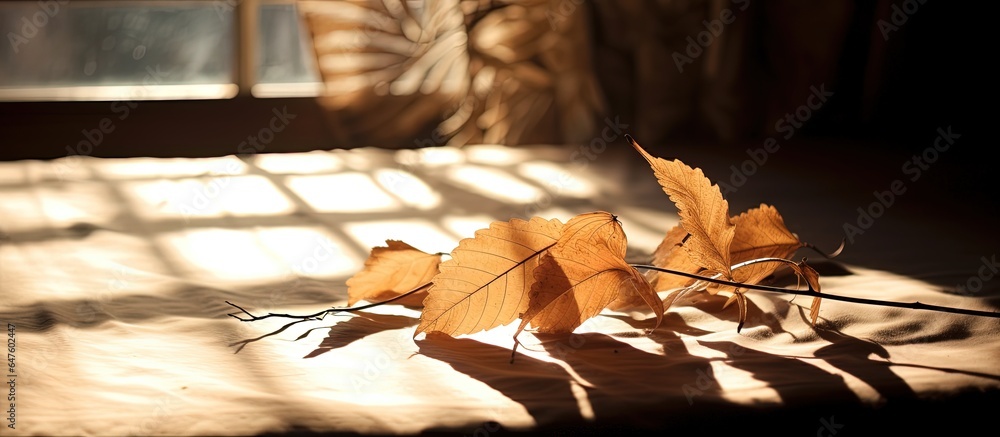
[1,141,997,436]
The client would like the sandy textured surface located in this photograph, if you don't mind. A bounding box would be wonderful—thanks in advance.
[1,143,997,436]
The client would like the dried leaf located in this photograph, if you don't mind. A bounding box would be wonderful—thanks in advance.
[556,211,628,255]
[516,212,663,335]
[726,258,822,330]
[645,225,702,292]
[627,135,735,277]
[734,291,749,332]
[347,240,441,307]
[717,204,804,292]
[661,287,692,312]
[645,205,804,297]
[787,260,823,325]
[611,225,700,310]
[416,216,563,336]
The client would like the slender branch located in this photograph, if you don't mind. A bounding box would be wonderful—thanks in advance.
[731,257,815,291]
[803,238,845,259]
[228,317,321,353]
[633,263,798,294]
[633,264,1000,319]
[225,282,433,322]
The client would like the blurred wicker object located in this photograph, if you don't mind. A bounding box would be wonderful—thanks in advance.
[299,0,605,148]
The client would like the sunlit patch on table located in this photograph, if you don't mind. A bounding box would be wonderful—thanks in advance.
[286,172,401,213]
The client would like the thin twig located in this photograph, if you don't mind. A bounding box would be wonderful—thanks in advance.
[225,282,433,322]
[229,318,318,353]
[803,239,846,259]
[632,264,1000,319]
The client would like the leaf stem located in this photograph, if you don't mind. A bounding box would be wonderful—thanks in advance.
[631,264,1000,319]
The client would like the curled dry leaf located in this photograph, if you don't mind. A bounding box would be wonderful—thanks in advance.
[645,225,702,292]
[647,205,804,297]
[627,135,735,278]
[630,135,809,329]
[516,212,663,337]
[416,216,563,336]
[712,205,810,330]
[788,260,823,325]
[721,257,823,330]
[346,240,442,307]
[717,204,804,293]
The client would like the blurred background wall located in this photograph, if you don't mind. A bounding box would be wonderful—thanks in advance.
[0,0,984,159]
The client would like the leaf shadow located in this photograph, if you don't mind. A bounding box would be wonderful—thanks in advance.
[698,340,863,405]
[304,312,418,359]
[415,333,586,427]
[591,310,865,428]
[808,316,1000,392]
[612,290,786,335]
[534,331,720,427]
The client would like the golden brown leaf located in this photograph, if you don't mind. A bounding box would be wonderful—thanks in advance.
[645,225,702,292]
[644,204,804,296]
[722,257,823,330]
[787,260,823,325]
[346,240,442,307]
[714,204,804,293]
[627,135,735,277]
[516,212,663,336]
[734,291,749,332]
[610,225,699,310]
[556,211,628,255]
[415,216,563,336]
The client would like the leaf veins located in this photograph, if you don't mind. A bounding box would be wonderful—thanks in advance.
[645,225,702,292]
[346,240,441,307]
[415,216,563,336]
[516,212,663,337]
[627,135,736,278]
[717,204,804,293]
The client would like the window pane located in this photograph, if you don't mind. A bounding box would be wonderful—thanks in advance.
[0,1,235,98]
[256,2,318,85]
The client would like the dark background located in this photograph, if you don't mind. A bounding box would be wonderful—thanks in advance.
[0,1,987,183]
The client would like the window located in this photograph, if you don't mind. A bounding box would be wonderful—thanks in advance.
[0,0,320,101]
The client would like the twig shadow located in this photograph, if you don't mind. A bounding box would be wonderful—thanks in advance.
[415,333,586,427]
[304,312,417,358]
